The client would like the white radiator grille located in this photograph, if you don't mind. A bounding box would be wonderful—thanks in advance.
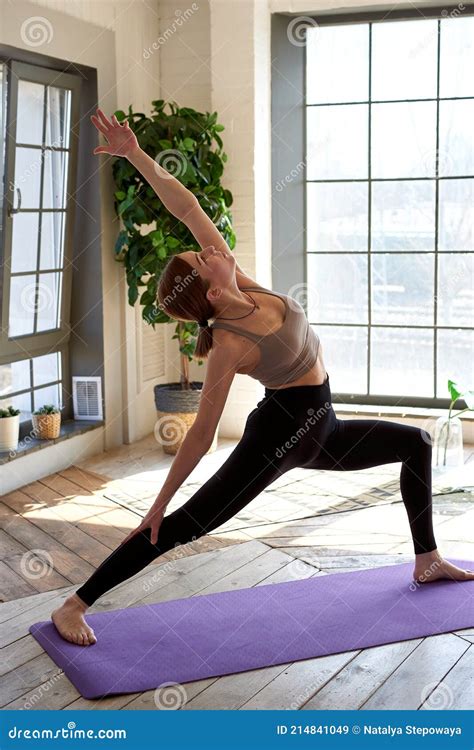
[72,376,103,420]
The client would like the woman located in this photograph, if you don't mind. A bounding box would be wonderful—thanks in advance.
[52,109,473,646]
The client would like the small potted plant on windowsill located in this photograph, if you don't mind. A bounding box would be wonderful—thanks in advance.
[0,406,21,451]
[32,405,61,440]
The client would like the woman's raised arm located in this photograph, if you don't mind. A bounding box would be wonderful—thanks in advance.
[91,107,196,220]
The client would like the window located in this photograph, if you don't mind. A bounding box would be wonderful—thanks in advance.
[0,60,81,422]
[272,9,473,408]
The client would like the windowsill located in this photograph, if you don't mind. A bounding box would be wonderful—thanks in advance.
[0,420,104,464]
[333,402,474,420]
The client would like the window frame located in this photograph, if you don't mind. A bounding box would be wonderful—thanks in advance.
[271,5,474,410]
[0,60,81,428]
[0,60,81,364]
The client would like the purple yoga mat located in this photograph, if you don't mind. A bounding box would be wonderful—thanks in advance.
[30,559,474,699]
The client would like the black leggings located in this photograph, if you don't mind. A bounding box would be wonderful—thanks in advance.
[76,373,437,606]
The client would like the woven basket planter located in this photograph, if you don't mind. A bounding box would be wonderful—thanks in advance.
[32,412,61,440]
[154,381,218,455]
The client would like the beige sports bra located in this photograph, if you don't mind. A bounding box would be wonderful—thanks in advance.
[210,286,320,388]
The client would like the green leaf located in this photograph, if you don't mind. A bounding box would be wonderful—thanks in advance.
[128,284,139,306]
[448,379,462,402]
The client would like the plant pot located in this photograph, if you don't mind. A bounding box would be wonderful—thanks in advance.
[433,415,464,468]
[32,412,61,440]
[154,381,218,455]
[0,414,20,452]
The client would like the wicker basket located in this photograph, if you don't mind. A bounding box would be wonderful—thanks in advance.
[154,381,218,455]
[32,412,61,440]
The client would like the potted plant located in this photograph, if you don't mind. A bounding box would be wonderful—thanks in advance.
[32,405,61,440]
[433,379,474,468]
[0,405,20,452]
[111,100,235,454]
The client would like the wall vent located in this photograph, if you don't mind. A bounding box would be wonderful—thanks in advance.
[72,376,103,421]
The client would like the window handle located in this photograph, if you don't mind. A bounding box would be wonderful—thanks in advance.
[8,186,22,216]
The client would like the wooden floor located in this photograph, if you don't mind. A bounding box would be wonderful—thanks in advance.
[1,451,473,710]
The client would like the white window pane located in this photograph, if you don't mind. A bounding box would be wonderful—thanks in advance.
[0,391,32,420]
[307,104,368,180]
[316,325,368,393]
[14,147,42,208]
[371,253,434,326]
[372,20,438,101]
[33,353,61,387]
[8,274,36,336]
[371,328,434,397]
[437,329,474,398]
[36,273,61,332]
[42,149,69,209]
[440,17,474,97]
[438,179,474,252]
[16,80,44,146]
[10,212,39,273]
[33,383,62,411]
[371,180,435,252]
[0,360,31,395]
[306,24,369,104]
[439,100,474,177]
[307,182,368,252]
[40,211,66,270]
[307,253,368,324]
[371,101,437,178]
[45,86,71,149]
[437,254,474,327]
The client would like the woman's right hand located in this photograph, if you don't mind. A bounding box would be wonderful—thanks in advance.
[90,107,139,158]
[119,502,166,547]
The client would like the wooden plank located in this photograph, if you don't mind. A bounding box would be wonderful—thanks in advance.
[302,639,422,710]
[0,504,95,584]
[2,672,80,710]
[419,645,473,710]
[122,679,220,711]
[0,652,63,708]
[0,635,44,677]
[0,560,37,600]
[59,466,110,493]
[0,518,69,599]
[241,653,356,710]
[360,634,469,710]
[0,586,75,625]
[2,490,115,561]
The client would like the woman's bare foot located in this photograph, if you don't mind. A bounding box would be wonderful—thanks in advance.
[413,549,474,585]
[51,593,96,646]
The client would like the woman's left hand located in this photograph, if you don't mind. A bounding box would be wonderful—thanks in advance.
[90,108,139,158]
